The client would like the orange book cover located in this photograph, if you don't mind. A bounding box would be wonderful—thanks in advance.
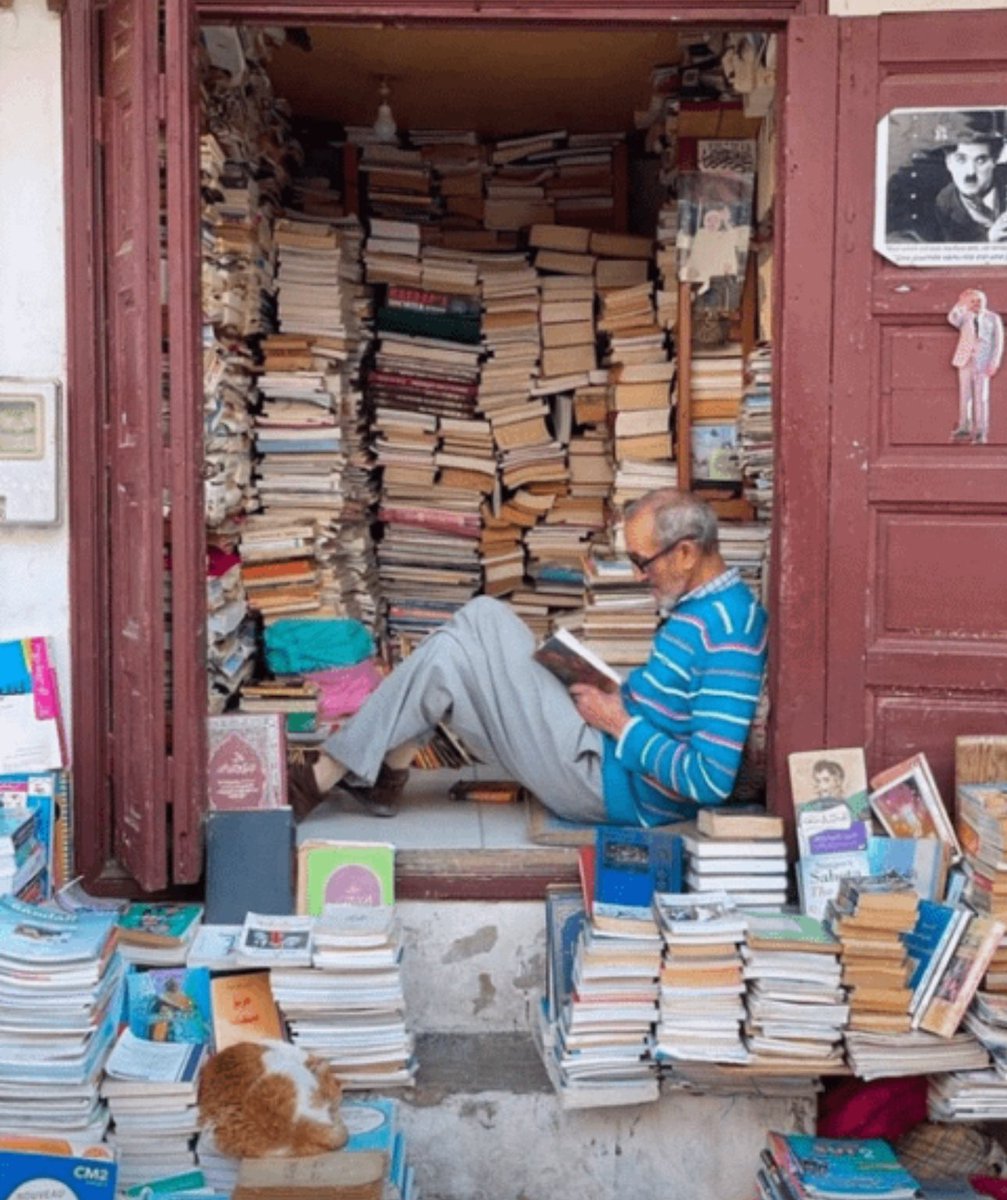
[211,972,284,1051]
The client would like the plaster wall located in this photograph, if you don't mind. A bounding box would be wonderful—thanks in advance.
[0,1,70,725]
[832,0,1007,14]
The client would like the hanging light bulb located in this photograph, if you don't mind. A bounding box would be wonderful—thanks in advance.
[372,77,398,144]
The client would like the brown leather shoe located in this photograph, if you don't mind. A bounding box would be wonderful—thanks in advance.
[342,764,408,818]
[288,752,328,821]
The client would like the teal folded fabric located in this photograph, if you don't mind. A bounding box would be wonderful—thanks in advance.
[264,619,374,674]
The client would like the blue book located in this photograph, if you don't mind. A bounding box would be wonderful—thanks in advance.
[776,1133,920,1197]
[0,771,59,899]
[341,1097,398,1155]
[389,1129,407,1193]
[903,900,958,990]
[126,967,213,1046]
[0,896,118,965]
[545,885,587,1024]
[594,826,682,907]
[867,836,946,901]
[0,1149,117,1200]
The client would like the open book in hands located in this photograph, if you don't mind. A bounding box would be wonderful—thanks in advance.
[533,627,622,694]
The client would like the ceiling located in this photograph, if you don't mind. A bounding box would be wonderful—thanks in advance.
[265,26,683,137]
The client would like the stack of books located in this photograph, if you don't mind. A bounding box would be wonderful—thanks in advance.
[681,809,788,909]
[844,1027,989,1082]
[0,899,121,1142]
[741,911,848,1072]
[825,876,918,1035]
[652,891,749,1065]
[719,522,772,601]
[205,545,256,714]
[340,1096,419,1200]
[484,131,562,231]
[654,198,679,331]
[739,343,774,522]
[963,989,1007,1074]
[359,144,438,225]
[539,878,661,1109]
[102,1028,207,1190]
[416,129,486,238]
[756,1132,922,1200]
[543,134,623,230]
[0,807,46,900]
[957,781,1007,924]
[270,905,415,1090]
[578,554,657,667]
[689,346,745,487]
[534,228,597,389]
[928,1065,1007,1122]
[116,902,204,968]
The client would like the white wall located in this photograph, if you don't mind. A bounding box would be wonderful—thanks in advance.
[0,1,70,724]
[833,0,1007,13]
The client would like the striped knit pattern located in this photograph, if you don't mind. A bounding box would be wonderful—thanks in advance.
[601,568,768,826]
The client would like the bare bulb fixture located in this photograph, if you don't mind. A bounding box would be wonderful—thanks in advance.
[372,77,398,143]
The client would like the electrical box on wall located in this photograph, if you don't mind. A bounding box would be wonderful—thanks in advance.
[0,379,60,526]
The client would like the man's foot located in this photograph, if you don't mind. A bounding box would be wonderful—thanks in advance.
[287,751,332,821]
[341,764,409,819]
[973,429,989,445]
[951,425,973,441]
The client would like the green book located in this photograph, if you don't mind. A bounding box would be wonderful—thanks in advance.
[118,901,203,944]
[743,910,838,951]
[297,840,395,915]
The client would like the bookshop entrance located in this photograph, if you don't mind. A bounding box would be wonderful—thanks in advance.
[69,1,1007,892]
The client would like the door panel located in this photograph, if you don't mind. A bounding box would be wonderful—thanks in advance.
[103,0,168,889]
[829,12,1007,802]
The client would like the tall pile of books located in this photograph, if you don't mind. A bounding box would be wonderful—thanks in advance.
[720,523,772,599]
[0,899,122,1142]
[367,240,486,648]
[269,906,415,1090]
[826,876,917,1037]
[931,984,1007,1119]
[655,198,679,332]
[689,346,744,488]
[681,809,788,910]
[756,1132,922,1200]
[652,890,749,1065]
[102,1028,206,1190]
[742,911,847,1072]
[739,343,774,522]
[415,129,486,239]
[539,881,661,1109]
[199,30,292,712]
[957,781,1007,926]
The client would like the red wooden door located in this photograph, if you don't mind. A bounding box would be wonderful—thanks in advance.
[103,0,169,889]
[102,0,206,890]
[827,13,1007,804]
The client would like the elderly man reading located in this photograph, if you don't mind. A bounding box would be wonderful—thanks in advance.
[289,489,768,826]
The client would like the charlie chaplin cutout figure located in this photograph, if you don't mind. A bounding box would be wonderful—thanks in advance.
[948,288,1003,444]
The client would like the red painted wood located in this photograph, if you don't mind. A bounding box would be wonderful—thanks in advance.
[767,15,839,830]
[165,0,208,884]
[64,0,112,885]
[829,11,1007,786]
[194,0,806,20]
[102,0,169,891]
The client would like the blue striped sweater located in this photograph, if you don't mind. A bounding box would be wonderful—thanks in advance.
[601,569,768,826]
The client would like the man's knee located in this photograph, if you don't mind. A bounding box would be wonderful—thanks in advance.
[454,595,532,646]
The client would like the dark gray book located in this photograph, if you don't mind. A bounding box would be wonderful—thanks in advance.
[204,808,295,925]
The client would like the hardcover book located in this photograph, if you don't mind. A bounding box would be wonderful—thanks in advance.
[532,627,621,694]
[918,914,1006,1038]
[594,826,683,907]
[206,713,287,811]
[869,752,960,860]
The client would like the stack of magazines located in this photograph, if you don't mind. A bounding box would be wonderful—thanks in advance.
[0,897,122,1141]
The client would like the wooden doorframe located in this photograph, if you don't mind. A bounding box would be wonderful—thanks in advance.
[63,0,834,886]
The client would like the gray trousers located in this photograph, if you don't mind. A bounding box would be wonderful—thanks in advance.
[322,596,607,821]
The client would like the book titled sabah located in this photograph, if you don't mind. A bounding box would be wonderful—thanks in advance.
[533,627,621,693]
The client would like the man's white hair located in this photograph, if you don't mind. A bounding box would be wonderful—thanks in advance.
[625,488,719,553]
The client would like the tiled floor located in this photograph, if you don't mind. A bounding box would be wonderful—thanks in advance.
[298,763,538,851]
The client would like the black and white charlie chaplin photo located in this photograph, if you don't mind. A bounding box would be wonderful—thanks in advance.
[875,108,1007,267]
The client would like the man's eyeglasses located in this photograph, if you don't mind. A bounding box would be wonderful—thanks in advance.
[627,537,692,574]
